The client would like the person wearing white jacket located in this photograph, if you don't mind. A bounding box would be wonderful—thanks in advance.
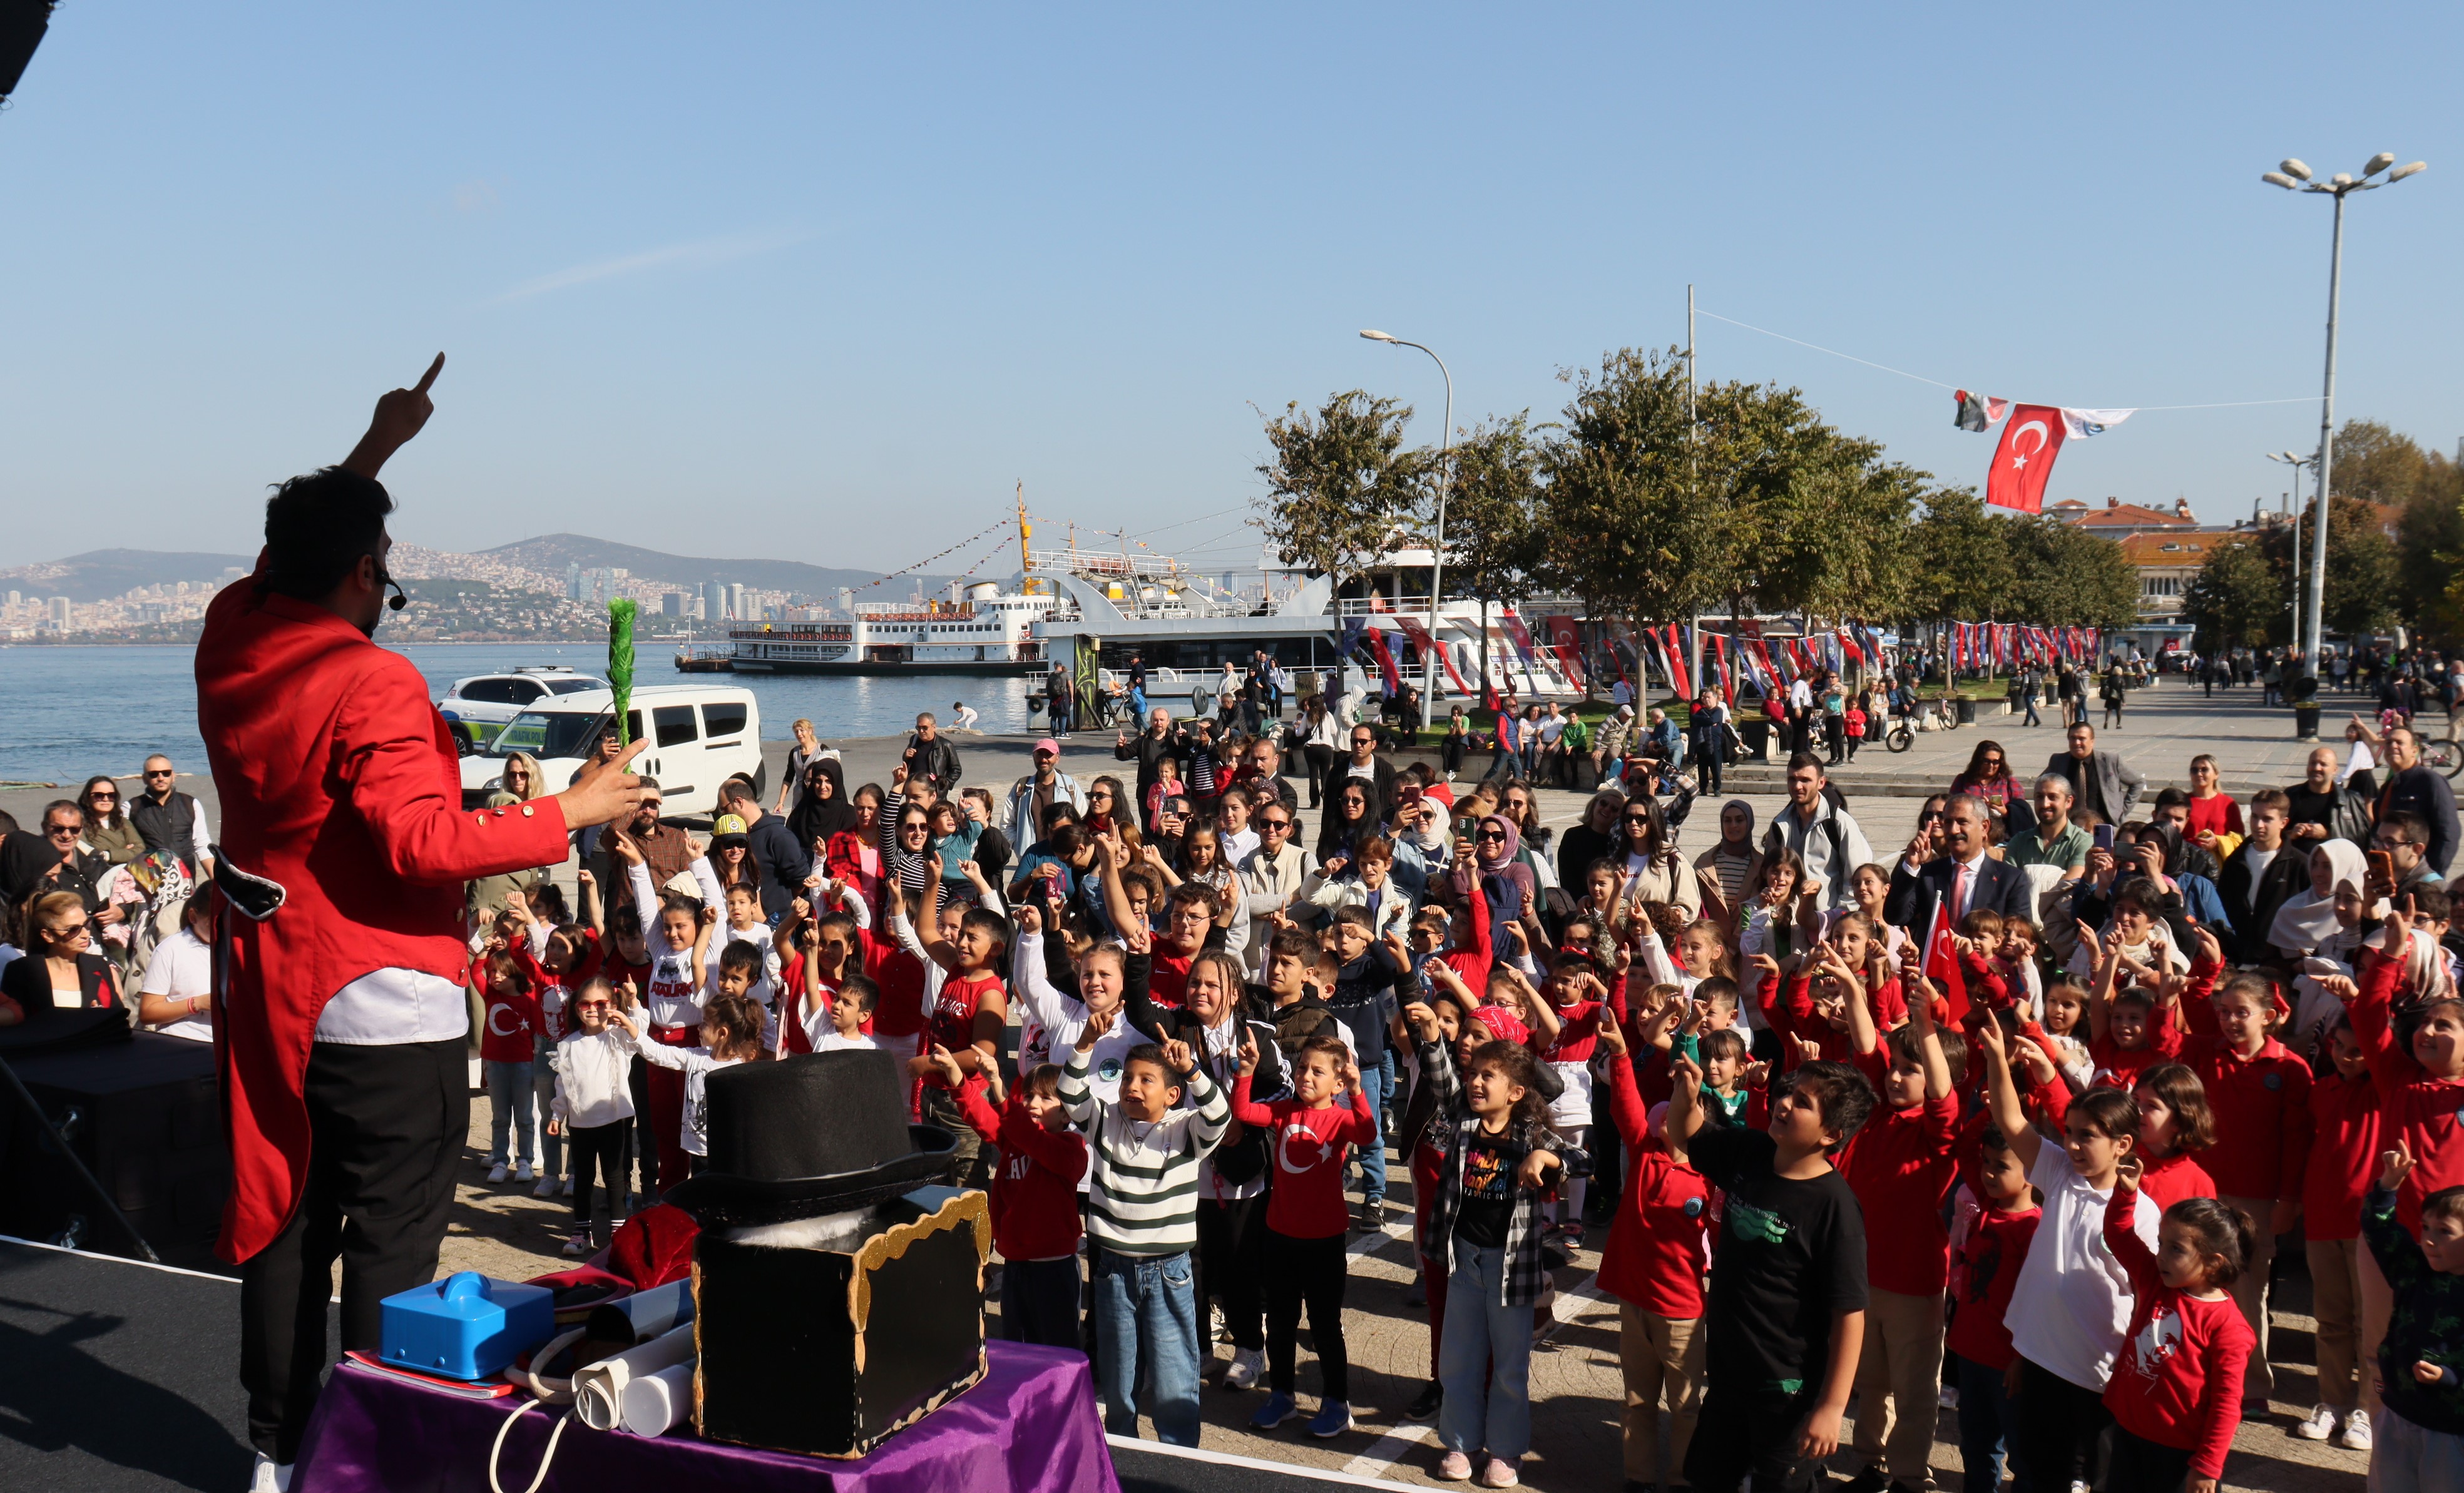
[550,978,638,1256]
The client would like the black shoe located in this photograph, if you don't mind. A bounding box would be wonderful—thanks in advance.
[1838,1468,1889,1493]
[1403,1379,1443,1422]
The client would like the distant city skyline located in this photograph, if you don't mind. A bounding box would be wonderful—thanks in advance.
[3,5,2456,574]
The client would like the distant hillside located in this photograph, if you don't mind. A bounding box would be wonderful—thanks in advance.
[479,534,962,600]
[0,548,255,601]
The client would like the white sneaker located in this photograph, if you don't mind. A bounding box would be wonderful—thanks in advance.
[248,1452,293,1492]
[486,1163,509,1184]
[2339,1409,2373,1450]
[2292,1403,2337,1441]
[515,1162,535,1185]
[1223,1347,1264,1390]
[532,1175,558,1198]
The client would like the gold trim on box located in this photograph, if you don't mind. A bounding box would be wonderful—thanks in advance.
[847,1188,992,1358]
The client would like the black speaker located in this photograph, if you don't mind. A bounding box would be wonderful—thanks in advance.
[0,1032,231,1270]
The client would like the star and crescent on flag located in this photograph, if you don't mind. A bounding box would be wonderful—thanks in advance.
[1954,390,2136,514]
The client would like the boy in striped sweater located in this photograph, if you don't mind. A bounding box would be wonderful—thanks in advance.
[1062,1009,1231,1447]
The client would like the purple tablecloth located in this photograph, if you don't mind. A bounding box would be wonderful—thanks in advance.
[290,1341,1118,1493]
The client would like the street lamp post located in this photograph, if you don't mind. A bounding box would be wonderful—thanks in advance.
[2261,153,2427,676]
[1359,330,1453,716]
[2265,450,2314,646]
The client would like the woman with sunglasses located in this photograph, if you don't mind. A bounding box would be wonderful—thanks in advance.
[79,777,146,867]
[0,889,121,1027]
[1314,780,1386,867]
[1615,794,1702,919]
[1949,740,2037,843]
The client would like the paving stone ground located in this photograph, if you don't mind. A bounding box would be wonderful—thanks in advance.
[399,683,2433,1490]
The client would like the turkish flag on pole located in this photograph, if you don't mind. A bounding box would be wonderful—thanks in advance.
[1921,901,1973,1027]
[1984,404,2067,514]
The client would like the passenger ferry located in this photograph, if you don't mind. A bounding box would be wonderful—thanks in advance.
[714,581,1060,675]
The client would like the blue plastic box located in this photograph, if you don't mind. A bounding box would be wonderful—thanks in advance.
[379,1271,556,1381]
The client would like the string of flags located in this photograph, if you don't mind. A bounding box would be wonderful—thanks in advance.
[1953,391,2136,516]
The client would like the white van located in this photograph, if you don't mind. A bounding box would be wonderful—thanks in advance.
[459,685,762,814]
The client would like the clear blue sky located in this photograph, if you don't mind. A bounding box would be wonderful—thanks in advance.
[3,4,2457,576]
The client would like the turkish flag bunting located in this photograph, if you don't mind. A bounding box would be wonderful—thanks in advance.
[1364,626,1401,694]
[1985,404,2067,513]
[1921,901,1973,1027]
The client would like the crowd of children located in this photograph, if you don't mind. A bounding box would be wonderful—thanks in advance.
[462,726,2464,1490]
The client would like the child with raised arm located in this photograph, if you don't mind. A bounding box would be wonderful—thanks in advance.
[1062,1021,1228,1447]
[1230,1032,1379,1438]
[607,825,720,1191]
[548,976,635,1255]
[610,991,764,1178]
[2361,1139,2464,1488]
[929,1044,1088,1350]
[906,856,1011,1189]
[1403,995,1584,1489]
[1597,1009,1711,1489]
[1973,1017,2160,1493]
[1662,1037,1871,1493]
[1836,949,1963,1493]
[2295,1013,2383,1448]
[2097,1161,2257,1493]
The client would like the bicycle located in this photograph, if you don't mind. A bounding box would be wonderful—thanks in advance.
[2423,736,2464,780]
[1886,718,1914,753]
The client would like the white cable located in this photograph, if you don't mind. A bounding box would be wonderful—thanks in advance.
[487,1399,575,1493]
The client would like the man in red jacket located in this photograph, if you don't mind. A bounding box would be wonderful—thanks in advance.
[200,356,645,1487]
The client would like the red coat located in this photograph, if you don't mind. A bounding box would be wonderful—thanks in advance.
[199,581,571,1263]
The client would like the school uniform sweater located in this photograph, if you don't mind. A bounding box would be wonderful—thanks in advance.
[2101,1186,2255,1479]
[953,1083,1088,1262]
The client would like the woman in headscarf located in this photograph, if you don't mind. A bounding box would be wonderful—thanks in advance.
[1613,793,1702,919]
[1557,789,1624,890]
[787,757,856,853]
[79,777,145,867]
[2269,839,2452,1057]
[1692,798,1763,940]
[1470,813,1549,953]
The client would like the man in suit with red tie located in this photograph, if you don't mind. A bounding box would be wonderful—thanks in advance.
[1884,792,2035,940]
[198,356,647,1492]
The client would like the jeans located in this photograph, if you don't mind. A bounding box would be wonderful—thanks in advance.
[484,1059,535,1167]
[2023,695,2042,726]
[1952,1352,2013,1493]
[1352,1053,1394,1206]
[1091,1248,1201,1446]
[531,1034,563,1178]
[1000,1255,1082,1350]
[1438,1240,1533,1461]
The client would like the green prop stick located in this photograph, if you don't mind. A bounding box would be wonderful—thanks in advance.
[608,599,638,747]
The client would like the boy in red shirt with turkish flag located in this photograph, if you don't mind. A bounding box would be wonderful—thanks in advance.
[198,357,647,1486]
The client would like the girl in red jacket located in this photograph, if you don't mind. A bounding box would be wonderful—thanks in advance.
[1595,1012,1710,1489]
[2099,1168,2259,1493]
[2130,1061,2218,1211]
[2296,1014,2384,1448]
[929,1046,1088,1349]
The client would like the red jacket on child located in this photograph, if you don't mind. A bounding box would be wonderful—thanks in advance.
[2100,1186,2256,1479]
[2351,946,2464,1231]
[2178,997,2314,1201]
[1841,1051,1961,1296]
[1231,1078,1379,1239]
[952,1083,1088,1262]
[1597,1053,1710,1317]
[1945,1200,2041,1371]
[2302,1071,2384,1241]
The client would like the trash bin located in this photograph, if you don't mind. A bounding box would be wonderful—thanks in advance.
[1741,720,1771,761]
[2294,705,2321,741]
[1955,697,1978,725]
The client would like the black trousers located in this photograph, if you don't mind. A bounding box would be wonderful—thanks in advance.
[1684,1381,1822,1492]
[1265,1230,1349,1400]
[1195,1193,1267,1355]
[240,1037,468,1462]
[568,1119,630,1228]
[2011,1355,2112,1493]
[2104,1427,2195,1493]
[1302,743,1337,807]
[628,1052,656,1200]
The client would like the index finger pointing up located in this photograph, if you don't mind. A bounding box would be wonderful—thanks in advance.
[413,352,445,394]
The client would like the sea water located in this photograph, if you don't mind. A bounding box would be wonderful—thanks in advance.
[0,643,1038,786]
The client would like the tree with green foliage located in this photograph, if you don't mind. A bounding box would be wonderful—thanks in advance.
[2181,536,2283,651]
[1536,348,1723,631]
[1909,489,2019,620]
[1253,390,1426,594]
[2005,514,2139,629]
[1437,412,1548,697]
[2326,417,2463,638]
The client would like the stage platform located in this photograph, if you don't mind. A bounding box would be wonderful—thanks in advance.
[0,1237,1408,1493]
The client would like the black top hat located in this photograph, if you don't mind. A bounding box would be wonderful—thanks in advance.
[662,1049,958,1227]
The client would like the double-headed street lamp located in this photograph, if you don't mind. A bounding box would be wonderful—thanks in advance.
[1360,330,1453,714]
[2261,152,2426,676]
[2265,449,2316,637]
